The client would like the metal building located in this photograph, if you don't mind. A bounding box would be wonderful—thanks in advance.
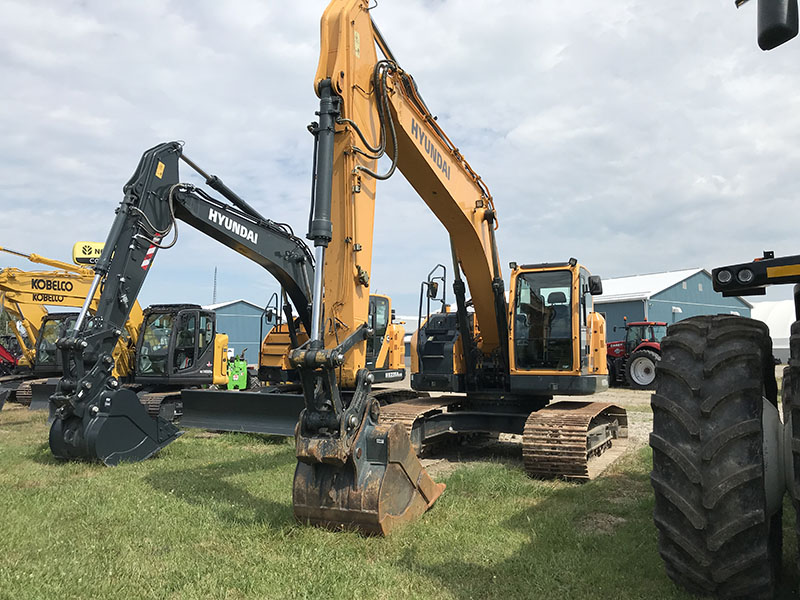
[203,299,273,364]
[751,300,794,363]
[595,269,752,343]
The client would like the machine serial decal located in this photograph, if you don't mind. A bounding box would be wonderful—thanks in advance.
[410,118,451,180]
[207,208,259,244]
[30,279,73,292]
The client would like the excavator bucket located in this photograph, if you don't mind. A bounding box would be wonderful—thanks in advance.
[49,387,182,465]
[293,416,445,536]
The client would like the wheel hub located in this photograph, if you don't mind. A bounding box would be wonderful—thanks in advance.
[629,356,655,386]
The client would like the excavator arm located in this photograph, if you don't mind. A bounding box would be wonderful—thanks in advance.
[289,0,517,535]
[0,246,93,276]
[49,141,315,465]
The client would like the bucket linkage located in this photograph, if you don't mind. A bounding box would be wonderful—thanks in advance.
[49,320,181,466]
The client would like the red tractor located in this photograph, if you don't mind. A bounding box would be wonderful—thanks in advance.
[606,320,667,389]
[0,335,21,377]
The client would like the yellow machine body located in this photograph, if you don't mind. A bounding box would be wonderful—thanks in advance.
[0,248,143,377]
[212,333,230,386]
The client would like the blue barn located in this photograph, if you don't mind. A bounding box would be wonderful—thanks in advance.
[203,299,274,364]
[595,269,752,343]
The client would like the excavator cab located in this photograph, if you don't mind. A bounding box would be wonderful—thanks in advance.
[413,260,607,395]
[365,295,405,383]
[135,304,229,387]
[259,294,405,385]
[32,313,77,377]
[507,261,608,395]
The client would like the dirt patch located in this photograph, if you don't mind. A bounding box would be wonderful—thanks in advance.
[577,512,628,535]
[420,435,521,478]
[192,431,223,439]
[417,388,655,479]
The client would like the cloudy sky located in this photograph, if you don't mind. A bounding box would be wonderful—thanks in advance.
[2,0,799,317]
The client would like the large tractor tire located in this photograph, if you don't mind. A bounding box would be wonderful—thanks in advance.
[626,348,660,389]
[650,315,782,599]
[785,321,800,575]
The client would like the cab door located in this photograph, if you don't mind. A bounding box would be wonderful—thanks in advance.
[365,296,389,370]
[171,309,217,385]
[173,310,198,373]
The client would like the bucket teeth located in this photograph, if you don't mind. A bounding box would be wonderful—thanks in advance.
[293,421,445,536]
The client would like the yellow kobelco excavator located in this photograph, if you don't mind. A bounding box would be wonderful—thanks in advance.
[0,247,143,407]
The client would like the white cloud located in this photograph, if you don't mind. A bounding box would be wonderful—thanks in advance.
[1,0,799,316]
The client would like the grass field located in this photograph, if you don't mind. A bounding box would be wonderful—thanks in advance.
[0,403,797,600]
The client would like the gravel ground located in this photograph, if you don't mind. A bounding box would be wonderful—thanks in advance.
[417,386,654,478]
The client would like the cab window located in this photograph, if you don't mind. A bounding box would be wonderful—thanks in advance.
[138,313,173,375]
[198,314,213,356]
[513,270,573,370]
[367,296,389,363]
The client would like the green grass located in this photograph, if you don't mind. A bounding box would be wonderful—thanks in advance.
[0,405,796,600]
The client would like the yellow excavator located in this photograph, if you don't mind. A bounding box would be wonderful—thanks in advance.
[0,247,143,407]
[286,0,625,533]
[259,291,405,386]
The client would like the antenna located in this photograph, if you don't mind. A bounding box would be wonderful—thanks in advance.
[212,266,218,304]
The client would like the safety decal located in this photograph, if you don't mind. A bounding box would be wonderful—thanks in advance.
[140,235,161,270]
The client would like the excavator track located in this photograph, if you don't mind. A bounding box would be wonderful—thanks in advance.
[371,388,428,406]
[14,379,42,406]
[139,392,182,421]
[522,401,628,481]
[378,396,455,452]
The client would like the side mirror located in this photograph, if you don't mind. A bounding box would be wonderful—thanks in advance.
[588,275,603,296]
[758,0,799,50]
[391,308,396,323]
[427,281,439,299]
